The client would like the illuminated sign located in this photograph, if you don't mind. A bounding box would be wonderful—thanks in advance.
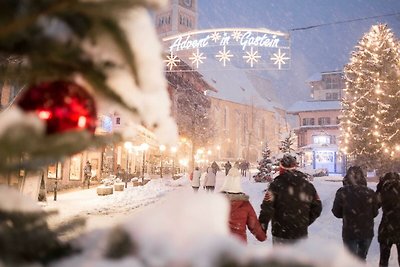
[163,28,291,71]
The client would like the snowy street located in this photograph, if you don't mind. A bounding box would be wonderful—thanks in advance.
[41,171,398,267]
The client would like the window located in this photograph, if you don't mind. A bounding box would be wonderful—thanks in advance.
[313,135,331,145]
[299,132,306,147]
[302,118,315,126]
[318,117,331,125]
[324,74,341,90]
[315,150,334,163]
[326,92,339,100]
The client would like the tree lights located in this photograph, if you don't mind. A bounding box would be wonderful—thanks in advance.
[340,24,400,172]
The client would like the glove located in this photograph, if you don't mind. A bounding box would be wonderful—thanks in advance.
[261,223,267,233]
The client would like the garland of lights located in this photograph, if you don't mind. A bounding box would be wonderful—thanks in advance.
[162,28,291,71]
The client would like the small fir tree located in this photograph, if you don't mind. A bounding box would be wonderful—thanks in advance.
[254,142,273,182]
[279,131,296,154]
[341,24,400,173]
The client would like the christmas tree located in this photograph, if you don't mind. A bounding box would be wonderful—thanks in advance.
[0,0,178,174]
[0,0,177,265]
[340,24,400,173]
[279,130,296,154]
[253,141,273,182]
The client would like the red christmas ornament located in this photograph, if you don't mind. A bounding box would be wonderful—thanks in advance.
[17,81,97,134]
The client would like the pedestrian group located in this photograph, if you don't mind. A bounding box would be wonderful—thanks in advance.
[190,154,400,266]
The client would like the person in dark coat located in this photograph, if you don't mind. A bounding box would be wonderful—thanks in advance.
[224,161,232,176]
[211,161,220,175]
[83,161,92,189]
[376,172,400,267]
[258,154,322,245]
[332,166,379,261]
[221,167,266,243]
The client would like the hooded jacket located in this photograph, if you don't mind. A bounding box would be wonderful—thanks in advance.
[191,169,202,187]
[223,192,266,243]
[332,169,378,240]
[203,167,216,187]
[376,173,400,244]
[259,169,322,240]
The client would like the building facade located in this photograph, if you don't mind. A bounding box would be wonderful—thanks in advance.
[288,71,346,174]
[209,97,284,164]
[155,0,198,38]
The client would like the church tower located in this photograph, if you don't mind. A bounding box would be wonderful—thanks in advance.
[154,0,198,38]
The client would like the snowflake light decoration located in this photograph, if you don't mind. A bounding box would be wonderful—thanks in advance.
[243,47,261,68]
[215,46,233,66]
[210,32,221,43]
[164,52,180,70]
[189,49,206,69]
[270,49,290,69]
[231,31,242,41]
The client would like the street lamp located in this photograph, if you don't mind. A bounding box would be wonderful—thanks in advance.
[171,146,177,176]
[179,158,189,173]
[124,141,133,188]
[159,145,166,178]
[140,143,149,182]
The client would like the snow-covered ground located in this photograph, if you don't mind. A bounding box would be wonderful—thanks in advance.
[32,170,398,266]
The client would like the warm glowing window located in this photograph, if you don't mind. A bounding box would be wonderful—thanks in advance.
[313,135,331,144]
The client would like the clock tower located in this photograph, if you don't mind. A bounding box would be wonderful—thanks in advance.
[155,0,198,38]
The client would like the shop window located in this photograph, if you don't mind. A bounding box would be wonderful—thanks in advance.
[315,150,334,163]
[69,154,82,180]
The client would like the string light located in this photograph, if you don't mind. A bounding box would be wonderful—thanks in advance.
[340,24,400,163]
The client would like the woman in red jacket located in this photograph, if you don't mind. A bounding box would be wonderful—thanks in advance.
[221,167,266,243]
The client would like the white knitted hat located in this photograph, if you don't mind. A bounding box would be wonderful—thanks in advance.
[221,168,243,193]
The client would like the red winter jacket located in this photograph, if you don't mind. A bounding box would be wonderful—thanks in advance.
[223,192,266,243]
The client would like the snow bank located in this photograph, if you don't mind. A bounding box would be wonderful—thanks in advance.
[0,185,41,212]
[52,187,364,267]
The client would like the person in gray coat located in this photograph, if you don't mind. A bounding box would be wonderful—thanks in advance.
[203,167,216,192]
[191,167,202,192]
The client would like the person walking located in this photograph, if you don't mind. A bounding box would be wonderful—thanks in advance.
[239,161,245,176]
[191,167,202,192]
[83,161,92,189]
[258,154,322,245]
[211,161,220,175]
[224,161,232,176]
[376,172,400,267]
[221,166,266,243]
[203,166,216,192]
[332,166,379,261]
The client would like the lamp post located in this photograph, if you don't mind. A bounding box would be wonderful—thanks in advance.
[124,141,133,188]
[159,145,166,178]
[140,143,149,182]
[53,162,59,201]
[171,146,177,176]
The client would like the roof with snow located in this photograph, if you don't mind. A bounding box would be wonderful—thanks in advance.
[287,100,341,113]
[306,73,322,82]
[198,59,283,112]
[306,70,343,83]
